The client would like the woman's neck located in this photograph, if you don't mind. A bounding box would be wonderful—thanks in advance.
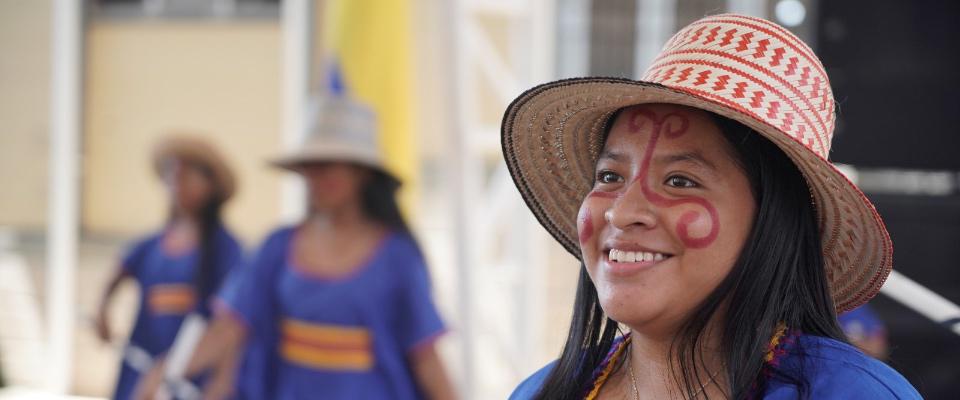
[164,215,200,255]
[619,326,726,399]
[308,201,367,231]
[294,204,385,276]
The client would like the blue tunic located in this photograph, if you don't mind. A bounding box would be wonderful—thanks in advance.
[510,335,921,399]
[113,225,243,400]
[218,227,445,400]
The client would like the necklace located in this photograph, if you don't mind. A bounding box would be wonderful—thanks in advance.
[627,345,641,399]
[625,342,721,400]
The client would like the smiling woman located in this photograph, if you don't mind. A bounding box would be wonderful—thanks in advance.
[502,13,920,400]
[579,104,757,345]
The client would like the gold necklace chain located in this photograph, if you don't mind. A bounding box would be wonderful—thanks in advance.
[627,346,641,399]
[625,343,720,400]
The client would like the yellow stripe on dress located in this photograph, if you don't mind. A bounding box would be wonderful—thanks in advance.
[280,318,374,371]
[148,284,196,315]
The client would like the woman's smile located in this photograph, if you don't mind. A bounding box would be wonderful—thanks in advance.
[602,243,675,277]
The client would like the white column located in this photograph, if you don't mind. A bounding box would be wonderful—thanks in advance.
[46,0,83,393]
[280,0,313,223]
[555,0,591,78]
[517,0,555,374]
[726,0,768,18]
[634,0,677,77]
[449,0,475,397]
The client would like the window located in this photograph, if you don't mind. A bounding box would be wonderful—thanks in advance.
[91,0,280,19]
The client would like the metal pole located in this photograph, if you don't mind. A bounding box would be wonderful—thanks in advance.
[448,0,475,397]
[881,270,960,336]
[47,0,83,393]
[280,0,313,223]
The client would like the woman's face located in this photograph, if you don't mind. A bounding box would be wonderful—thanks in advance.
[298,162,368,212]
[577,104,756,335]
[162,157,215,213]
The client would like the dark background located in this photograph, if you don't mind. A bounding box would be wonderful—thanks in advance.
[818,1,960,398]
[821,0,960,170]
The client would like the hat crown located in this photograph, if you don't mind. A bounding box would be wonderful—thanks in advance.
[642,13,835,159]
[305,96,379,151]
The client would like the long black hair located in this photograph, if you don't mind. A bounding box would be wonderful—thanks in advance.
[533,109,845,399]
[194,193,225,314]
[359,168,413,236]
[168,160,227,315]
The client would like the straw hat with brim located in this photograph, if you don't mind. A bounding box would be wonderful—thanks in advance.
[501,13,892,313]
[153,135,237,201]
[271,96,399,184]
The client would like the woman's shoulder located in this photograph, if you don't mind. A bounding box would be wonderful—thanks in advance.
[508,361,556,400]
[260,226,297,248]
[380,230,427,267]
[122,230,164,260]
[766,334,921,399]
[129,230,164,248]
[213,223,244,250]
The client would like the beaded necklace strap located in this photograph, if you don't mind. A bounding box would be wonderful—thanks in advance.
[584,335,631,400]
[584,324,797,399]
[764,322,802,372]
[748,322,801,398]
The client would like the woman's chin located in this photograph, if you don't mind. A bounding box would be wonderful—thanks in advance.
[598,293,663,327]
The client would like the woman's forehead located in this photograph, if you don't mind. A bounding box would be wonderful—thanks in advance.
[606,105,724,148]
[610,103,713,129]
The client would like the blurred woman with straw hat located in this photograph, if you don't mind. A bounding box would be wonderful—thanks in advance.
[504,14,920,400]
[96,135,244,400]
[135,96,455,400]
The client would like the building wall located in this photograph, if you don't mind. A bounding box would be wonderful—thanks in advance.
[0,0,52,231]
[83,20,283,243]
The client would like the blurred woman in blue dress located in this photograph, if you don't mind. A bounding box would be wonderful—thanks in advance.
[95,136,243,400]
[136,97,455,400]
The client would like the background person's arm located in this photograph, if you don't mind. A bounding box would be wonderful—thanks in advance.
[133,314,247,400]
[94,268,130,343]
[410,342,457,400]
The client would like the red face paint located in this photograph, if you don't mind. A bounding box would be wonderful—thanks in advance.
[625,108,720,248]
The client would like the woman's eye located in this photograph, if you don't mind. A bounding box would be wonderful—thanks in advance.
[596,170,623,184]
[665,175,698,188]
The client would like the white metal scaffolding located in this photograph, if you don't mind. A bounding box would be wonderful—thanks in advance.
[449,0,557,397]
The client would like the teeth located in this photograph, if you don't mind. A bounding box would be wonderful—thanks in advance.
[608,249,669,263]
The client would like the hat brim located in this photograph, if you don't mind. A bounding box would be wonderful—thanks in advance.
[270,149,401,185]
[153,137,236,201]
[501,77,892,313]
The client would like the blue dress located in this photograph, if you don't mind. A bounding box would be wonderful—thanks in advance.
[217,227,446,400]
[510,334,921,399]
[113,225,243,400]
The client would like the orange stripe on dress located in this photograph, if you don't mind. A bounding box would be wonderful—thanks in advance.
[148,284,197,315]
[280,318,374,371]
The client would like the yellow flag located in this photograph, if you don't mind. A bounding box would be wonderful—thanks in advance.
[323,0,418,216]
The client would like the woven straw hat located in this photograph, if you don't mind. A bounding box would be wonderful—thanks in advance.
[272,96,396,182]
[501,13,892,313]
[153,135,236,201]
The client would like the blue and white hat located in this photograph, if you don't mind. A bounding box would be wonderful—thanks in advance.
[272,96,396,181]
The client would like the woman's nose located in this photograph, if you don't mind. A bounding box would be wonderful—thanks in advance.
[605,178,658,231]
